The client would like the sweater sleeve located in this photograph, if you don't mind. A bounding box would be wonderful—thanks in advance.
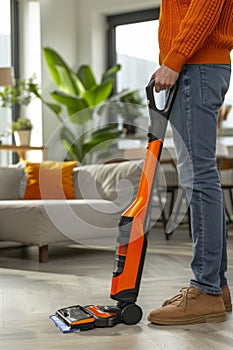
[163,0,226,72]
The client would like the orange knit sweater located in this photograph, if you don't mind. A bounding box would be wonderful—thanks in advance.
[159,0,233,72]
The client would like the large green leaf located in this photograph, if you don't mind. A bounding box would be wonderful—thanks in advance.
[101,64,121,84]
[71,73,85,96]
[69,109,92,125]
[90,123,119,138]
[82,127,121,154]
[83,80,113,106]
[51,91,88,113]
[76,65,97,90]
[61,139,80,161]
[82,136,117,154]
[44,101,63,117]
[55,65,80,95]
[43,47,80,95]
[51,91,92,124]
[44,47,70,86]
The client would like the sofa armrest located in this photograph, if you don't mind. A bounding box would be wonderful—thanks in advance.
[0,166,25,200]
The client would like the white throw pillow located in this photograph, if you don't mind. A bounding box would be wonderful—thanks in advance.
[73,160,143,206]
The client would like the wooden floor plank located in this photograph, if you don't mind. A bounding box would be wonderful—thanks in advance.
[0,225,232,350]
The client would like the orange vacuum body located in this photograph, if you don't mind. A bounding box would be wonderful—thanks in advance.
[110,137,163,302]
[51,80,177,332]
[108,81,177,326]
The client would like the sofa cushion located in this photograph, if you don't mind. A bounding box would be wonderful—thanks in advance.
[73,159,143,205]
[0,166,25,199]
[0,199,123,247]
[23,161,77,199]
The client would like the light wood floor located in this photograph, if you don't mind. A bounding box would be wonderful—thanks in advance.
[0,224,232,350]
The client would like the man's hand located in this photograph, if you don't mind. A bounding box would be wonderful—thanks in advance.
[152,65,179,92]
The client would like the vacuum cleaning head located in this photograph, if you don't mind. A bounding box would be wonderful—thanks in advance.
[50,303,143,332]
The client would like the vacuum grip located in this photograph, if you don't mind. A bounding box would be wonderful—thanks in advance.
[146,79,177,119]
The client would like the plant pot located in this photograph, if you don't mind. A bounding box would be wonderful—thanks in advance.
[14,130,31,146]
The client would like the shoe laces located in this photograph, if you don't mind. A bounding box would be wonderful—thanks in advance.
[162,287,201,310]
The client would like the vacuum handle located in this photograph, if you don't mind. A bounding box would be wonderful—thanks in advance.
[146,79,177,119]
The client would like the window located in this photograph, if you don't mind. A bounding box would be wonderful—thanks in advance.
[107,9,160,93]
[0,0,41,165]
[116,20,159,92]
[0,0,12,156]
[0,0,11,66]
[0,0,19,165]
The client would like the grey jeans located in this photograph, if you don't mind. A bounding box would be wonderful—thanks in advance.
[170,64,231,294]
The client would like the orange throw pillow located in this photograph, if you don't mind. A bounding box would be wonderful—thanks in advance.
[23,161,77,199]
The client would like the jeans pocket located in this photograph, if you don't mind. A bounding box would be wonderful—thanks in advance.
[200,65,231,110]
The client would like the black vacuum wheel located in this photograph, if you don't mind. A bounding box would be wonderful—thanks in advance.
[121,303,143,325]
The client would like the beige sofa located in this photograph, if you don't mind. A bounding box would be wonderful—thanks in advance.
[0,160,143,262]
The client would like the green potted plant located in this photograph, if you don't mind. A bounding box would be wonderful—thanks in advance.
[33,47,122,163]
[10,117,33,146]
[98,89,145,136]
[0,75,39,145]
[33,47,145,163]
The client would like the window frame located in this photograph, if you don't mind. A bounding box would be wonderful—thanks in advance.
[0,0,20,163]
[10,0,20,125]
[106,8,160,70]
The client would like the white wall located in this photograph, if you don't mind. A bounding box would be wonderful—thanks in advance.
[40,0,81,160]
[40,0,161,160]
[77,0,160,77]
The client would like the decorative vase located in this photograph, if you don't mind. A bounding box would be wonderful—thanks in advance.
[14,130,31,146]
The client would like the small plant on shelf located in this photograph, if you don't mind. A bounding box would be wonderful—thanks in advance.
[10,117,33,146]
[10,117,33,132]
[0,75,39,110]
[0,75,39,146]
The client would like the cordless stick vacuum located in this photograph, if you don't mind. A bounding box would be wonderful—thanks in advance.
[50,79,177,333]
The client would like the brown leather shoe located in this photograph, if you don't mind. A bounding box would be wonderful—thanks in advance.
[163,285,232,312]
[148,286,226,325]
[222,285,232,312]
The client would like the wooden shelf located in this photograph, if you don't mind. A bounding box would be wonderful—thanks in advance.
[0,144,47,161]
